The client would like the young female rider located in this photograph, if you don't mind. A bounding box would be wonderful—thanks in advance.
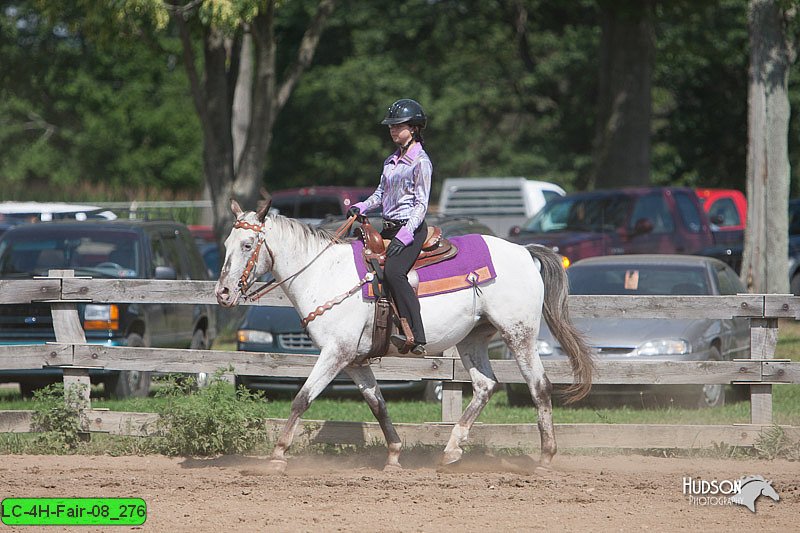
[347,99,432,355]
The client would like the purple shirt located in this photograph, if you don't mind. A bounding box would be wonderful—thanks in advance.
[355,142,432,244]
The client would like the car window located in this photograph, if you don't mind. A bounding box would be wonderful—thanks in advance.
[629,193,674,234]
[674,191,704,232]
[789,202,800,236]
[716,265,744,295]
[296,197,342,219]
[707,198,740,228]
[568,264,709,295]
[151,233,188,279]
[542,190,561,204]
[523,195,632,233]
[271,198,296,217]
[0,230,141,278]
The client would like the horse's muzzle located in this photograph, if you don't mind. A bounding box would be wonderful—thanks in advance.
[215,284,239,308]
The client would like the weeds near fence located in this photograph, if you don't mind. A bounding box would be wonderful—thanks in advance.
[153,372,273,456]
[30,384,85,452]
[754,425,800,461]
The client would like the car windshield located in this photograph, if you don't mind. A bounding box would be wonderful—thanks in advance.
[568,264,710,296]
[0,230,142,279]
[522,194,633,233]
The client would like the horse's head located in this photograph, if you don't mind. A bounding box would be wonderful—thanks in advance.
[214,193,273,308]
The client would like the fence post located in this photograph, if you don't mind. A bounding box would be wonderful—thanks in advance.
[441,347,462,423]
[48,270,91,429]
[749,317,778,424]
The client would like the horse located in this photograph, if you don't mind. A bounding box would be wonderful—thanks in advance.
[214,194,593,472]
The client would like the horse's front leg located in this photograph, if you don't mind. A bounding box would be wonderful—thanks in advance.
[344,364,402,471]
[269,345,353,471]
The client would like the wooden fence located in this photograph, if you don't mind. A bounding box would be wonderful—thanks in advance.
[0,270,799,451]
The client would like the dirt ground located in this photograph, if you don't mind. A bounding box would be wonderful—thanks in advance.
[0,451,796,532]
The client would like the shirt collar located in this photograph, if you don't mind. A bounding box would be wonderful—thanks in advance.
[389,142,422,165]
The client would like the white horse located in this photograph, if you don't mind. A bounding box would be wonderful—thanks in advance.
[215,195,593,472]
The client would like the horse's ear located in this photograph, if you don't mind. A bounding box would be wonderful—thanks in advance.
[256,188,272,222]
[231,199,243,217]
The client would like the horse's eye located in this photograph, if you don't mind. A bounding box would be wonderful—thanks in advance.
[242,242,253,251]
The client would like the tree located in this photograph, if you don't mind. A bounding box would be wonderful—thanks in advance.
[37,0,337,243]
[741,0,794,293]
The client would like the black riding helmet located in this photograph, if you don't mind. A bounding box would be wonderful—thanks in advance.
[381,99,427,129]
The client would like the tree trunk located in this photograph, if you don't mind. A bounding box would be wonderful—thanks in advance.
[741,0,793,294]
[589,0,654,190]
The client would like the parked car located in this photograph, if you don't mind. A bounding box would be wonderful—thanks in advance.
[270,186,375,225]
[235,214,497,401]
[0,220,217,397]
[508,187,715,268]
[439,177,565,237]
[695,188,747,246]
[504,255,751,408]
[0,201,117,222]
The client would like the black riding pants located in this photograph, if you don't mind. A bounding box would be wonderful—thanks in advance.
[381,221,427,344]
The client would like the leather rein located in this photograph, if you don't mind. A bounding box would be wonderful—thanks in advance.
[233,215,363,313]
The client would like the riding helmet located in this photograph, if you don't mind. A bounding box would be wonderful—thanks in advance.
[381,99,427,128]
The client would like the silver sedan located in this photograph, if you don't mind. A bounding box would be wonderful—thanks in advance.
[504,254,751,408]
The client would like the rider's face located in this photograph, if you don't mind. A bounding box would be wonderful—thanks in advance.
[388,123,414,146]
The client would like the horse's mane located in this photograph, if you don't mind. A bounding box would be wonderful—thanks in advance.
[269,214,341,252]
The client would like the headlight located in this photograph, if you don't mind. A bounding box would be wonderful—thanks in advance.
[237,330,274,344]
[635,339,690,356]
[84,304,119,331]
[537,339,554,356]
[561,255,571,269]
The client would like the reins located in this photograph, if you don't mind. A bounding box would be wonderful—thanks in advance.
[236,214,359,303]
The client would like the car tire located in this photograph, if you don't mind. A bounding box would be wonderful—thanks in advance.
[189,329,210,388]
[696,346,725,409]
[791,273,800,296]
[422,380,443,402]
[106,333,151,398]
[505,383,533,407]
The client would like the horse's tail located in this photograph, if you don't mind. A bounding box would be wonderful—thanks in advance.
[526,244,594,403]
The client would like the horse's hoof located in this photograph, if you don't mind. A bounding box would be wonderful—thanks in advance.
[383,463,403,472]
[535,462,553,474]
[239,459,287,477]
[440,448,463,466]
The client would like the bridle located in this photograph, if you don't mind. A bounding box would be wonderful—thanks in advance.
[231,214,358,302]
[232,219,274,299]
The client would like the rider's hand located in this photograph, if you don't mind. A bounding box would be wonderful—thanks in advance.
[386,238,406,257]
[346,206,361,218]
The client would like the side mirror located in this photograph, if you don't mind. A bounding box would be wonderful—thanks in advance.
[632,218,654,236]
[710,213,725,225]
[154,266,177,280]
[508,225,522,237]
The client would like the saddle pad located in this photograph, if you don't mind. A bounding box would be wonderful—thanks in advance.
[351,234,497,299]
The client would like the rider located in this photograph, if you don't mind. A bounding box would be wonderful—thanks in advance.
[347,98,432,355]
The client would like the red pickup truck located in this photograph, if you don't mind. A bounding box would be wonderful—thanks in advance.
[508,187,715,267]
[695,188,747,246]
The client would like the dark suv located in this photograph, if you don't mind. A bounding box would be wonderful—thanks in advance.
[0,220,217,397]
[509,187,715,267]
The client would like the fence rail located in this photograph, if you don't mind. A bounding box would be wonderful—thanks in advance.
[1,272,799,451]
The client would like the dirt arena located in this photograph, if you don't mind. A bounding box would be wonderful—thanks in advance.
[0,451,796,532]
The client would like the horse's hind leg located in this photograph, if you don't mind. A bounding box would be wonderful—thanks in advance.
[344,364,402,471]
[442,325,499,466]
[503,329,556,468]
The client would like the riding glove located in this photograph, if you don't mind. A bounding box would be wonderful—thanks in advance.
[386,238,406,257]
[346,206,361,218]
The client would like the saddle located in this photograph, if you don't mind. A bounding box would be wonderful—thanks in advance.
[355,219,458,358]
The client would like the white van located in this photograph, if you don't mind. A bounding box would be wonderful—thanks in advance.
[438,177,565,237]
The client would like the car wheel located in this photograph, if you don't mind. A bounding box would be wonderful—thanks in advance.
[791,273,800,296]
[505,383,533,407]
[696,346,725,409]
[189,329,210,387]
[422,380,443,402]
[106,333,151,398]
